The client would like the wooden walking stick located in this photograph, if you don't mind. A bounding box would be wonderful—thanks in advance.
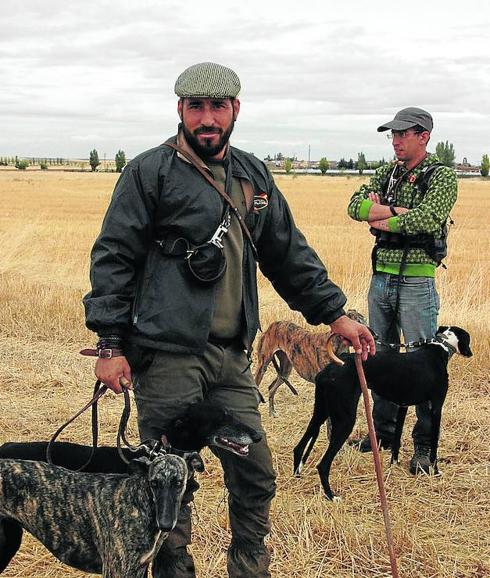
[326,334,400,577]
[354,353,400,578]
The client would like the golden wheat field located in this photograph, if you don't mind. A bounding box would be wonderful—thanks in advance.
[0,171,489,578]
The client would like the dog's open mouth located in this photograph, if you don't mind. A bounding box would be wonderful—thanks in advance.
[214,436,250,456]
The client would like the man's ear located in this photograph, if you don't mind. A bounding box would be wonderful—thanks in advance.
[232,98,240,121]
[177,98,183,121]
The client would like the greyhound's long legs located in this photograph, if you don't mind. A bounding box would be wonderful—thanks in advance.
[391,406,408,464]
[317,416,357,501]
[0,518,23,573]
[269,352,296,416]
[316,390,360,501]
[430,404,443,473]
[293,403,327,476]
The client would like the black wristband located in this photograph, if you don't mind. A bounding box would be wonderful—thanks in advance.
[389,206,399,217]
[97,336,124,350]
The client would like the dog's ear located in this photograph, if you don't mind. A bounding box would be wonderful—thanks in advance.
[437,325,449,334]
[129,456,151,474]
[160,434,170,449]
[454,328,473,357]
[185,452,205,473]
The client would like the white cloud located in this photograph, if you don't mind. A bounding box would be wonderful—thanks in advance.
[1,0,489,163]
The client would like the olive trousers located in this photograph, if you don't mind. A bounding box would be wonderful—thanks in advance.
[128,341,276,578]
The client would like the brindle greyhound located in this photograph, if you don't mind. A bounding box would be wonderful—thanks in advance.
[254,310,366,416]
[0,451,203,577]
[0,401,261,574]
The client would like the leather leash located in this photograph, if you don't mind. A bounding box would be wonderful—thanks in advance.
[116,377,141,464]
[47,380,107,471]
[47,377,138,470]
[354,353,400,578]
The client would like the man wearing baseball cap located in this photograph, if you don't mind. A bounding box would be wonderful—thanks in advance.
[84,62,374,577]
[348,107,458,474]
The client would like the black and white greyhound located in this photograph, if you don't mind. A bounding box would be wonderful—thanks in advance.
[293,326,473,500]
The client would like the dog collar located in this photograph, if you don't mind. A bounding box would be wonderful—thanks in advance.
[434,336,457,357]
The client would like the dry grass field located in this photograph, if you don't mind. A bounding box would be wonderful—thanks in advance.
[0,171,488,577]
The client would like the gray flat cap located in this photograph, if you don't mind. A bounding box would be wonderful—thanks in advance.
[377,107,433,133]
[174,62,241,98]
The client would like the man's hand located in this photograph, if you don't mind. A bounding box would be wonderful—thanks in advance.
[367,192,381,204]
[329,315,376,361]
[95,356,133,394]
[366,192,410,222]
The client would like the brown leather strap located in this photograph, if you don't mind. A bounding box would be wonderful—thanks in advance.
[239,178,254,213]
[116,386,142,464]
[48,378,137,470]
[80,347,124,359]
[47,380,107,471]
[164,142,258,258]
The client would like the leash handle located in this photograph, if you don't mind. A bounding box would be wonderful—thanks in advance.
[48,377,140,470]
[47,380,107,471]
[354,354,400,578]
[116,376,142,464]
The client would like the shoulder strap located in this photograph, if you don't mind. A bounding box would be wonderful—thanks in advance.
[380,164,397,196]
[163,142,258,259]
[416,162,445,195]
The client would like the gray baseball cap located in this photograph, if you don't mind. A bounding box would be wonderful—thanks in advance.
[174,62,241,99]
[377,107,433,133]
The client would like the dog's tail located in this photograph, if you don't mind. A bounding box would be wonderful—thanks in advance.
[254,332,269,386]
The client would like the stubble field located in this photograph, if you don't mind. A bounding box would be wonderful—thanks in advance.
[0,171,488,577]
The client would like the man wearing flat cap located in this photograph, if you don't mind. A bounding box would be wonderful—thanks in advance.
[84,61,374,578]
[348,107,458,474]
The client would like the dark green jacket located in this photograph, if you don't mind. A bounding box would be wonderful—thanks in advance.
[83,134,346,354]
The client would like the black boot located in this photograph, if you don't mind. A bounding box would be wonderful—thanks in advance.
[409,446,435,475]
[152,504,196,578]
[227,539,271,578]
[152,545,196,578]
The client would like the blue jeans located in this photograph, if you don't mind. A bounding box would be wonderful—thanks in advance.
[368,273,440,448]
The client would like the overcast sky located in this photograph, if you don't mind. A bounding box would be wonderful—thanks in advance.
[1,0,489,164]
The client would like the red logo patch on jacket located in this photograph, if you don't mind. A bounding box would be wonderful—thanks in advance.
[253,192,268,212]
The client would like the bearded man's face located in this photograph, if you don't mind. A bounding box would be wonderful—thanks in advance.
[178,97,239,159]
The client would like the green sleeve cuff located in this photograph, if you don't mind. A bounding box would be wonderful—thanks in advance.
[358,199,373,221]
[387,217,401,233]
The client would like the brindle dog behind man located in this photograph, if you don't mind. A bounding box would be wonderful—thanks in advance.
[254,310,366,416]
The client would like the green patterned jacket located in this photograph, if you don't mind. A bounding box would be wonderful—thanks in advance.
[348,153,457,277]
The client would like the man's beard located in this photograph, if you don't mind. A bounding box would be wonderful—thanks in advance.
[182,119,235,159]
